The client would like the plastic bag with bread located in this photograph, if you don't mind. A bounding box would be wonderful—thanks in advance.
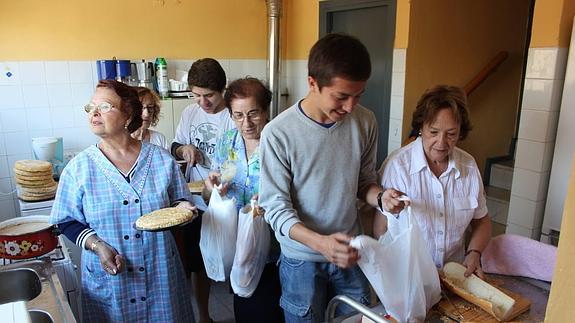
[440,262,516,321]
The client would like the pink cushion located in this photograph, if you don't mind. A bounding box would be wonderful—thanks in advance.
[482,234,557,282]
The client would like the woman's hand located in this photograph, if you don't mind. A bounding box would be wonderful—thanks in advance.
[205,172,229,196]
[382,188,409,213]
[87,236,125,275]
[463,250,485,279]
[175,201,197,213]
[250,195,265,217]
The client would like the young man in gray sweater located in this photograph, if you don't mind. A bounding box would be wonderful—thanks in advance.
[259,33,405,323]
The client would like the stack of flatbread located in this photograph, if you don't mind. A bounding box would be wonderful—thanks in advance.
[13,160,58,202]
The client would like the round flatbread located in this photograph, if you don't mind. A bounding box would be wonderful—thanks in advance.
[18,182,58,193]
[14,160,52,172]
[188,180,205,193]
[15,178,56,188]
[135,207,197,231]
[19,184,58,195]
[14,168,53,177]
[15,173,53,182]
[18,192,56,202]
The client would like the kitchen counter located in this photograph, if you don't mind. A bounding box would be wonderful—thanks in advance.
[0,258,76,323]
[334,273,550,322]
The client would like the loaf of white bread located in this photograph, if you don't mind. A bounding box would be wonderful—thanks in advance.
[441,262,516,321]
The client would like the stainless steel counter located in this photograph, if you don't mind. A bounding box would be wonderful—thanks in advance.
[0,258,76,323]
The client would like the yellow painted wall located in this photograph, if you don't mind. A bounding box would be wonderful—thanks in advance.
[545,155,575,321]
[0,0,269,60]
[403,0,530,175]
[395,0,410,49]
[0,0,406,61]
[531,0,575,47]
[284,0,318,60]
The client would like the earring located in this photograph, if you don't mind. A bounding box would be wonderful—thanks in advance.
[418,131,422,136]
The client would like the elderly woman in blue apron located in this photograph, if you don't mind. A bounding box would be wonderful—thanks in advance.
[50,80,196,322]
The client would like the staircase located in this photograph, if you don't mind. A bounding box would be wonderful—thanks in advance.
[485,159,514,236]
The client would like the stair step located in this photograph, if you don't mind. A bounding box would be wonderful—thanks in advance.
[490,162,514,190]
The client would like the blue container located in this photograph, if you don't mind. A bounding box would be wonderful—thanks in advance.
[116,60,131,78]
[97,60,117,80]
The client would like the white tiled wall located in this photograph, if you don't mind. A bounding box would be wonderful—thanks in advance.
[0,58,268,221]
[506,47,568,239]
[388,49,407,153]
[0,60,99,220]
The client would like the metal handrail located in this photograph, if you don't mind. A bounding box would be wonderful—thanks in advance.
[325,295,392,323]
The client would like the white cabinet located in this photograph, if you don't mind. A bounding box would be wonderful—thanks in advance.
[172,99,192,132]
[152,98,193,146]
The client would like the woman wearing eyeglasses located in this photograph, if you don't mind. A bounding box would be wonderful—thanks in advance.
[50,80,196,322]
[203,77,284,323]
[131,87,169,150]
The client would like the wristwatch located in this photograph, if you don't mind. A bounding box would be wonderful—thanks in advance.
[377,191,385,212]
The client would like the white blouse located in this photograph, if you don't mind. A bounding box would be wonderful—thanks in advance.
[148,129,168,150]
[378,137,488,268]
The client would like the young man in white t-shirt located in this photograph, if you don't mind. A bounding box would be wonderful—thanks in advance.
[170,58,234,323]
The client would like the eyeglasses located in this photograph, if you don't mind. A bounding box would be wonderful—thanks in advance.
[231,110,264,122]
[84,102,116,114]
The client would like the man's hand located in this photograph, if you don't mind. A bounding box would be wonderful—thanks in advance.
[317,233,359,268]
[178,144,203,166]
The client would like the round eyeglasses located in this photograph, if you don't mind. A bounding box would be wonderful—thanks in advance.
[231,110,263,122]
[84,102,116,114]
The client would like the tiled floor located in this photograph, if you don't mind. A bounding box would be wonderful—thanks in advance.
[191,281,235,323]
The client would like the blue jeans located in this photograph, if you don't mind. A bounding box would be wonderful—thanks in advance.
[279,254,370,323]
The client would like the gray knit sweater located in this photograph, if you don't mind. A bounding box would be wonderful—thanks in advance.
[259,100,379,262]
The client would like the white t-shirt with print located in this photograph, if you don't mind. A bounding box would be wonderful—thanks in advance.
[173,103,235,210]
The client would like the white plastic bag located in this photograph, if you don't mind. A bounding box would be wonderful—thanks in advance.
[230,200,270,297]
[200,186,238,282]
[350,198,441,322]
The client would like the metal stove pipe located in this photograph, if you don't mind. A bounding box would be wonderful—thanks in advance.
[266,0,282,118]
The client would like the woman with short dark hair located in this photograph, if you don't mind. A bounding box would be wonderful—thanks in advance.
[375,85,491,279]
[203,77,284,323]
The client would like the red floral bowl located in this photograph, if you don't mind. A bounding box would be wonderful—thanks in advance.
[0,215,59,260]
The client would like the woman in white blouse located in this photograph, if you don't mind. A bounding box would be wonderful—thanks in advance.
[374,85,492,279]
[131,87,169,150]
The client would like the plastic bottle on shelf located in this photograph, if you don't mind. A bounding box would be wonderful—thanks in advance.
[155,57,169,99]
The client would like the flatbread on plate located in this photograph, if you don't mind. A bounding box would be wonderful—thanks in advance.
[135,207,197,231]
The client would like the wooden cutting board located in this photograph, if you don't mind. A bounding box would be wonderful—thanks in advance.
[437,285,531,322]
